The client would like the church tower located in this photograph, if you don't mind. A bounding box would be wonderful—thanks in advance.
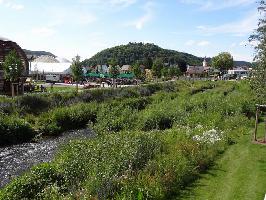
[203,57,208,67]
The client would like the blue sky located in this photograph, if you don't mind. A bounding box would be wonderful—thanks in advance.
[0,0,259,61]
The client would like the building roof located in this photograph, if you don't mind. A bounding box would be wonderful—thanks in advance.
[121,65,131,71]
[0,37,29,76]
[0,37,10,41]
[31,62,71,74]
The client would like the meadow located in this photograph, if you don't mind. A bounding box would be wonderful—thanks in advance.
[0,80,260,199]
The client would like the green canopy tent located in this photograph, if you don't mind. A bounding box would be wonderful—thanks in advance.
[117,73,135,79]
[100,73,111,78]
[85,72,100,78]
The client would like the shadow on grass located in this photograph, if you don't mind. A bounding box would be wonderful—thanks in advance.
[171,165,226,200]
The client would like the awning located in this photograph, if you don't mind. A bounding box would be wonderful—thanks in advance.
[85,72,100,78]
[117,73,135,79]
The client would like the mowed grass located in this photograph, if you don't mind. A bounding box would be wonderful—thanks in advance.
[179,123,266,200]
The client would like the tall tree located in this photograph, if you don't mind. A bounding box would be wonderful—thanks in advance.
[168,66,181,77]
[249,1,266,103]
[152,58,163,78]
[161,66,169,78]
[3,50,23,97]
[71,55,83,93]
[211,52,234,72]
[132,61,142,79]
[143,57,153,69]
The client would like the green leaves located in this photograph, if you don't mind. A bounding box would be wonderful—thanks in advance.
[211,52,234,71]
[70,55,83,82]
[3,50,23,82]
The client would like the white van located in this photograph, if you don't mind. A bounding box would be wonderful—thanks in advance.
[45,74,60,83]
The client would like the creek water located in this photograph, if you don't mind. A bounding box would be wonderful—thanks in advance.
[0,128,93,188]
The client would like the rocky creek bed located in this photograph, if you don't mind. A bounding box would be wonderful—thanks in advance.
[0,129,94,188]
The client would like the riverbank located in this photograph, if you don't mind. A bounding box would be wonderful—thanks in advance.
[0,129,94,188]
[179,123,266,200]
[0,80,257,199]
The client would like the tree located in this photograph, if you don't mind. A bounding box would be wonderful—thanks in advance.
[161,66,169,78]
[152,58,163,78]
[168,66,181,77]
[143,57,153,69]
[108,58,118,67]
[249,1,266,104]
[109,65,120,78]
[211,52,234,72]
[3,50,23,97]
[132,61,143,79]
[71,55,83,93]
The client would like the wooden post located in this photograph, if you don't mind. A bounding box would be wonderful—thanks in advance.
[11,83,14,97]
[254,106,259,141]
[264,116,266,143]
[21,83,24,95]
[16,84,18,96]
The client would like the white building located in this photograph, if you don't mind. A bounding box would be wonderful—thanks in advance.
[228,68,250,79]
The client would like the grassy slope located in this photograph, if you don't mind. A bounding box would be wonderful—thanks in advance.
[179,123,266,200]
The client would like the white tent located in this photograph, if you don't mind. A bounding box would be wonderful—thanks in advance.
[30,62,71,74]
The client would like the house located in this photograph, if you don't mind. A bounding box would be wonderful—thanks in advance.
[186,65,205,76]
[95,65,109,74]
[0,37,29,93]
[228,67,250,79]
[121,65,132,73]
[186,57,213,77]
[140,65,146,73]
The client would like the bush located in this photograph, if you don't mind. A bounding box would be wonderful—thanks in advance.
[0,115,36,146]
[54,131,162,197]
[38,103,98,136]
[94,104,138,134]
[17,95,50,114]
[0,163,65,200]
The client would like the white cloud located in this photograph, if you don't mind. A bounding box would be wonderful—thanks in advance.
[128,1,154,30]
[239,40,259,47]
[46,7,97,26]
[0,0,24,10]
[79,0,137,8]
[185,40,210,46]
[180,0,255,11]
[230,43,237,47]
[197,11,259,36]
[198,41,210,46]
[185,40,195,46]
[31,27,56,37]
[231,52,254,62]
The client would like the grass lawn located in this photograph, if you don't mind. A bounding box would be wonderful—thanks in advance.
[179,123,266,200]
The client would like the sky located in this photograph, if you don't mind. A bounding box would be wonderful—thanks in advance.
[0,0,260,62]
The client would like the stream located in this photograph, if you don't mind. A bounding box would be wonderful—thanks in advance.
[0,128,94,188]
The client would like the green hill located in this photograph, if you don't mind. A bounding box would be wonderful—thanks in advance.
[82,42,203,71]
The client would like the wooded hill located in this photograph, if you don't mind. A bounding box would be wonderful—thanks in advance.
[82,42,251,70]
[82,42,203,70]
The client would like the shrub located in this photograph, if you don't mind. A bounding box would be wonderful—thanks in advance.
[17,95,50,114]
[94,104,138,134]
[0,163,65,200]
[0,115,36,146]
[38,103,98,136]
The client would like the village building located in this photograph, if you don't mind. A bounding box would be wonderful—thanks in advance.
[0,37,29,93]
[30,56,72,83]
[121,65,132,73]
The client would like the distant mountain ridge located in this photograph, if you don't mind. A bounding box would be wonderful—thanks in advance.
[23,43,252,68]
[82,42,252,69]
[23,49,56,59]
